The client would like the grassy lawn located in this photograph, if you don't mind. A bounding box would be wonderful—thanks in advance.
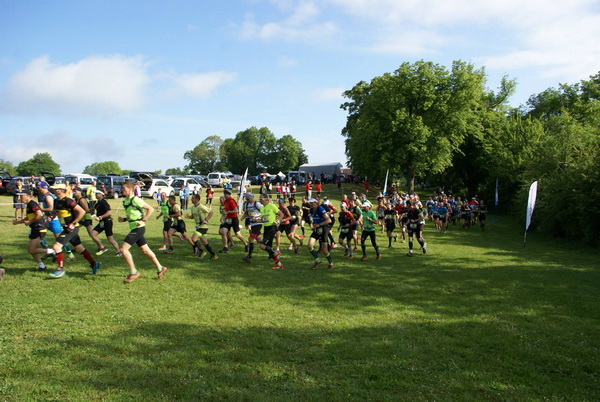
[0,185,598,400]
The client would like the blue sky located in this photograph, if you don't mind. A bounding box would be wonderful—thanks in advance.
[1,0,599,174]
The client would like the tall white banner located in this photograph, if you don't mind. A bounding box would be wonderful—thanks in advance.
[238,167,249,214]
[525,181,538,231]
[495,178,499,207]
[382,169,389,196]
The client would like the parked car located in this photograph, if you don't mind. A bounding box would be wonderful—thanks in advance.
[64,173,96,190]
[137,173,174,198]
[0,171,13,194]
[96,175,132,198]
[171,177,203,196]
[227,174,243,187]
[207,172,228,188]
[7,177,32,194]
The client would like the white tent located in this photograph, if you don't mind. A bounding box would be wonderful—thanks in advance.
[276,171,286,178]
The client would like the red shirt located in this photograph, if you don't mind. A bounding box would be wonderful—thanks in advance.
[305,182,312,191]
[224,197,238,218]
[315,183,322,192]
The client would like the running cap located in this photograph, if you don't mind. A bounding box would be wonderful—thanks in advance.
[243,192,254,199]
[95,190,105,195]
[323,196,328,200]
[73,186,83,192]
[36,182,49,189]
[308,198,319,203]
[362,201,372,208]
[278,198,285,203]
[16,191,28,196]
[51,184,67,190]
[223,189,232,195]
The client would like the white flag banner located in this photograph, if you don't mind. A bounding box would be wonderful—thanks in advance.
[382,169,389,196]
[525,181,538,231]
[495,178,499,207]
[238,167,249,214]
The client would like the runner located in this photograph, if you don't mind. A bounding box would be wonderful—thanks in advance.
[167,195,195,253]
[276,198,296,253]
[307,198,334,270]
[48,184,101,278]
[118,181,167,283]
[478,200,488,230]
[12,191,52,271]
[337,202,356,257]
[241,193,263,263]
[155,192,174,253]
[37,182,76,261]
[383,202,398,247]
[359,202,382,261]
[254,194,284,269]
[218,189,248,253]
[286,197,303,252]
[91,190,121,256]
[73,186,102,250]
[406,201,427,257]
[186,194,218,260]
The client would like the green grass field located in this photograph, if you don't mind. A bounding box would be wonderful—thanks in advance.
[1,185,598,400]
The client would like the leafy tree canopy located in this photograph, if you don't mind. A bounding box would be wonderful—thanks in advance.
[16,153,61,176]
[83,161,122,176]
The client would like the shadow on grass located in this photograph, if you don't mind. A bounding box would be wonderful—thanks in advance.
[5,320,595,400]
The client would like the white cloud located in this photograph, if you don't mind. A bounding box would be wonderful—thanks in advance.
[3,55,149,115]
[174,71,238,99]
[314,86,344,102]
[0,132,122,172]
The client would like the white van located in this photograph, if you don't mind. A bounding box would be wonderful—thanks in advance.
[207,172,228,188]
[64,173,96,190]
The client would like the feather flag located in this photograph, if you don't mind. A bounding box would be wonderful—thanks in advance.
[238,167,249,214]
[524,181,538,246]
[382,169,389,196]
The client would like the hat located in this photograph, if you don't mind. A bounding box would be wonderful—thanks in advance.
[362,202,372,208]
[95,190,105,195]
[308,198,318,203]
[223,189,232,195]
[323,196,328,200]
[73,186,83,192]
[351,192,356,195]
[340,202,347,208]
[278,198,285,203]
[16,191,28,196]
[37,181,49,189]
[243,192,254,199]
[51,184,67,190]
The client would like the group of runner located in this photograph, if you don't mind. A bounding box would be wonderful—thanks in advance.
[424,194,488,231]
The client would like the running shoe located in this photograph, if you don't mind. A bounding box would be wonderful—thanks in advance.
[272,262,284,270]
[310,259,322,269]
[92,262,101,275]
[193,246,199,255]
[407,251,414,257]
[37,265,47,271]
[158,245,167,251]
[327,264,334,270]
[198,251,207,259]
[116,252,123,257]
[219,248,229,253]
[157,267,168,280]
[288,244,293,251]
[50,269,65,278]
[242,256,252,263]
[164,248,175,254]
[95,247,108,256]
[360,256,368,261]
[422,242,427,254]
[67,252,76,262]
[123,272,140,283]
[344,248,348,256]
[294,246,299,254]
[177,234,184,242]
[210,254,219,261]
[377,254,382,261]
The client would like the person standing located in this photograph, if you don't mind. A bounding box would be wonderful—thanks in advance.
[359,202,382,261]
[12,178,25,220]
[86,180,98,212]
[206,186,214,206]
[91,190,121,256]
[306,198,334,270]
[48,184,101,278]
[118,181,167,283]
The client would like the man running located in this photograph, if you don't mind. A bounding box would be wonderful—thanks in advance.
[307,198,333,269]
[49,184,101,278]
[360,202,382,261]
[218,189,248,253]
[186,193,218,260]
[37,181,76,261]
[91,189,122,256]
[12,191,52,271]
[241,192,263,263]
[406,201,427,257]
[118,181,167,283]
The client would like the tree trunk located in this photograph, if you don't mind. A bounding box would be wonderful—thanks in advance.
[407,170,415,195]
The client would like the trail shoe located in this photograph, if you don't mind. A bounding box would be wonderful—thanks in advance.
[361,256,368,261]
[272,262,284,270]
[407,251,414,257]
[158,245,167,251]
[377,254,382,260]
[198,251,207,259]
[96,247,108,256]
[210,254,219,261]
[50,269,66,278]
[67,252,76,262]
[123,272,140,283]
[310,260,322,269]
[92,262,101,275]
[327,264,334,270]
[242,256,252,263]
[219,248,229,253]
[422,242,427,254]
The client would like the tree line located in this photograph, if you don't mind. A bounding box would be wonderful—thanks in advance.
[341,60,600,245]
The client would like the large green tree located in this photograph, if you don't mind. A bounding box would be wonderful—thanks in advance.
[184,135,223,174]
[0,159,16,175]
[16,153,61,176]
[226,127,277,174]
[83,161,122,176]
[341,60,486,193]
[267,135,307,173]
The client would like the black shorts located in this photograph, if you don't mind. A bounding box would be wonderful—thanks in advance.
[249,225,262,238]
[57,226,82,247]
[29,228,47,240]
[162,220,172,232]
[350,223,359,233]
[407,224,423,239]
[339,227,353,241]
[94,218,114,237]
[261,225,277,247]
[80,219,93,228]
[310,226,330,243]
[124,226,147,247]
[479,213,487,222]
[220,217,241,233]
[171,220,186,234]
[278,222,292,235]
[384,219,396,232]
